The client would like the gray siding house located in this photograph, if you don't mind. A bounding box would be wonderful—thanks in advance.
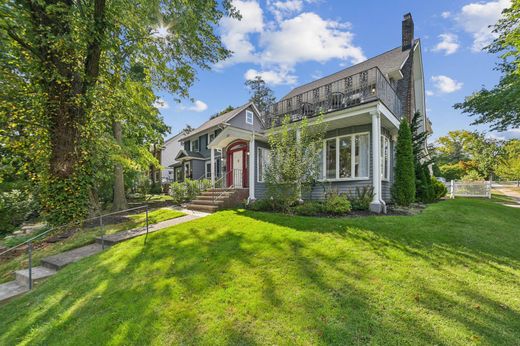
[170,13,430,213]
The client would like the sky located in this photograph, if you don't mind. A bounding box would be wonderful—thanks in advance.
[156,0,519,142]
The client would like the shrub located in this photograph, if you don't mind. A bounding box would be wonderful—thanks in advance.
[323,193,351,215]
[462,170,484,182]
[392,119,416,206]
[169,179,212,204]
[431,177,448,199]
[291,201,324,216]
[247,199,274,212]
[347,186,374,211]
[150,182,162,194]
[0,190,39,234]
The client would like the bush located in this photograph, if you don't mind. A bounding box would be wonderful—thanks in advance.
[291,201,324,216]
[169,179,212,204]
[347,186,374,211]
[247,199,275,212]
[392,119,416,206]
[150,182,162,194]
[431,177,448,199]
[462,170,484,182]
[0,190,40,234]
[323,193,351,215]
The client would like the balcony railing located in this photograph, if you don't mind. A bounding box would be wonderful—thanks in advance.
[265,67,402,128]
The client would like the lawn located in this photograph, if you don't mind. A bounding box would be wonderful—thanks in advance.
[0,198,519,345]
[0,208,185,284]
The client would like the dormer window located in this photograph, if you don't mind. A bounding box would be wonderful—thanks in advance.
[191,138,199,152]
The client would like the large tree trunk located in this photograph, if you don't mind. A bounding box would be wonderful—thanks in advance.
[112,121,128,211]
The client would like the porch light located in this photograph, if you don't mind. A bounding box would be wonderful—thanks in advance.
[371,87,376,94]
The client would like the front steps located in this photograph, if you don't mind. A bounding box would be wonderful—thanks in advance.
[186,188,249,212]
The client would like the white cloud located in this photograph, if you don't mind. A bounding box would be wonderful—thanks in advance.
[153,98,169,109]
[244,68,297,85]
[457,0,511,52]
[260,12,364,66]
[268,0,303,21]
[180,100,208,112]
[426,90,434,96]
[219,1,365,85]
[487,129,520,140]
[431,75,463,93]
[219,0,264,65]
[432,33,460,55]
[441,11,451,19]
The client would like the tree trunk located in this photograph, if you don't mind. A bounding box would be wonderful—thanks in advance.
[112,120,128,211]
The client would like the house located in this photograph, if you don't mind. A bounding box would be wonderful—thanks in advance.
[160,131,184,183]
[173,13,430,213]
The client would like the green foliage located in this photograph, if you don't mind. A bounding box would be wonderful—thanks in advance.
[247,199,274,212]
[431,178,448,200]
[264,115,326,211]
[495,139,520,181]
[323,193,352,215]
[0,190,39,234]
[169,179,211,204]
[347,186,374,211]
[462,170,485,182]
[245,76,276,118]
[454,3,519,131]
[392,120,416,206]
[291,201,325,216]
[439,163,466,181]
[0,0,238,225]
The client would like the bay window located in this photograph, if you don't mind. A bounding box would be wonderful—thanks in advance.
[324,133,370,180]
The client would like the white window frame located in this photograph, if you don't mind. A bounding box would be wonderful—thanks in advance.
[321,131,370,182]
[208,133,215,149]
[257,147,270,183]
[205,160,211,179]
[381,135,391,181]
[246,110,254,125]
[191,138,199,152]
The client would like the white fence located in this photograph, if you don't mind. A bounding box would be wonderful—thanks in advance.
[447,180,492,199]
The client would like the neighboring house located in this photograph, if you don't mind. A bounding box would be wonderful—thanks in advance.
[160,132,184,183]
[174,13,431,213]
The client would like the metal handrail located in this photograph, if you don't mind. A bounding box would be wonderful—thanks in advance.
[0,204,151,290]
[213,169,241,204]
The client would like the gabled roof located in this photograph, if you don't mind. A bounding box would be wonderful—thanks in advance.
[281,42,416,100]
[181,102,253,141]
[174,149,205,161]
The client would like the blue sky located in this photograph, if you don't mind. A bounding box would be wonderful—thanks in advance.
[156,0,518,142]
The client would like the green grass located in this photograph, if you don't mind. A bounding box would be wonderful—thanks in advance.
[1,199,519,345]
[0,208,185,284]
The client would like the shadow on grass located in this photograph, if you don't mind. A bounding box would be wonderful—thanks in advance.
[0,198,519,344]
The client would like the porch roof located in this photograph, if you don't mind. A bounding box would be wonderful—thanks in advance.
[208,126,266,150]
[174,149,205,161]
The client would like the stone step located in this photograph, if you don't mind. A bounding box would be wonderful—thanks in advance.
[200,191,235,197]
[186,204,219,212]
[15,266,56,288]
[196,195,228,201]
[191,199,224,206]
[0,281,29,304]
[41,243,104,271]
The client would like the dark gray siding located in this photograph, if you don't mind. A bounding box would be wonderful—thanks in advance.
[228,105,265,132]
[191,160,206,180]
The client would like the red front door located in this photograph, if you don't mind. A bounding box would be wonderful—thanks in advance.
[226,141,248,188]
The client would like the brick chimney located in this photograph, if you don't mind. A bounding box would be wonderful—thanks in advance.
[402,13,414,51]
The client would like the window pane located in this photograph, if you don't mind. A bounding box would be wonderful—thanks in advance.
[384,138,390,179]
[355,134,369,177]
[339,137,352,178]
[258,148,263,181]
[326,139,336,179]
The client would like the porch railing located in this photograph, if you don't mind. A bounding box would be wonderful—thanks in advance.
[264,67,402,128]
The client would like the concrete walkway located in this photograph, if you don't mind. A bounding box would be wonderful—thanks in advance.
[0,207,208,304]
[494,187,520,208]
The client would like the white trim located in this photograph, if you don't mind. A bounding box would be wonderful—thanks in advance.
[191,138,199,152]
[323,131,370,181]
[249,138,255,200]
[381,135,391,181]
[245,110,254,125]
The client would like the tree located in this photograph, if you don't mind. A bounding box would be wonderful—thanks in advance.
[496,139,520,185]
[264,115,326,211]
[392,119,415,206]
[210,105,234,120]
[454,3,519,131]
[410,111,433,202]
[245,76,276,118]
[0,0,239,224]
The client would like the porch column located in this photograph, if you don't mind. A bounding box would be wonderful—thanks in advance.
[210,148,215,188]
[249,137,255,201]
[370,111,384,213]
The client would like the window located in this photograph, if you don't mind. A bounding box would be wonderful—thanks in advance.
[245,110,254,125]
[381,136,390,180]
[208,133,215,148]
[191,138,199,152]
[257,147,270,183]
[205,161,211,178]
[323,133,370,180]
